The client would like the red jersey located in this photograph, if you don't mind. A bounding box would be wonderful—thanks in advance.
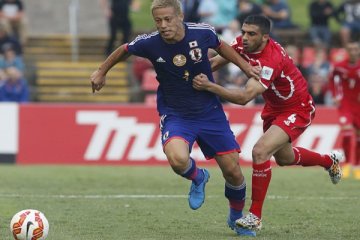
[231,37,312,113]
[329,59,360,110]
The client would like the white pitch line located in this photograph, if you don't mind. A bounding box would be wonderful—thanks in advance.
[0,193,358,200]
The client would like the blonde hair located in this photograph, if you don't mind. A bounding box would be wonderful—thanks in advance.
[151,0,182,15]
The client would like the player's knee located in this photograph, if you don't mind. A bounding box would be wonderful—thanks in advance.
[222,164,243,184]
[252,144,268,164]
[275,159,287,167]
[166,152,189,172]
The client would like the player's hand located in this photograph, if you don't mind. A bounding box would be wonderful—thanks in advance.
[90,69,106,93]
[192,73,213,91]
[245,65,262,81]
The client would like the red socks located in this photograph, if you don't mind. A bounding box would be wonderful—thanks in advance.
[341,129,356,164]
[293,147,332,169]
[249,160,272,219]
[356,137,360,166]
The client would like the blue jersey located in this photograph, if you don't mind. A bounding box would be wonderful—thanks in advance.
[127,22,222,118]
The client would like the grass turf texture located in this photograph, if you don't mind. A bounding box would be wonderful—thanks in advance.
[0,165,358,240]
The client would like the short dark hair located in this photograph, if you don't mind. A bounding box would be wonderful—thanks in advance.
[243,15,271,34]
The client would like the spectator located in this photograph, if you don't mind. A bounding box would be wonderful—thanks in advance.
[220,20,243,88]
[306,47,331,81]
[0,22,22,55]
[308,0,335,49]
[308,75,326,104]
[0,68,7,87]
[0,0,26,44]
[334,0,360,47]
[0,66,28,102]
[100,0,133,56]
[284,44,307,76]
[306,47,331,105]
[197,0,218,26]
[0,43,24,71]
[213,0,238,34]
[181,0,201,22]
[262,0,297,29]
[237,0,263,25]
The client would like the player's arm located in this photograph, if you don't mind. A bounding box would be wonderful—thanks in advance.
[215,40,261,79]
[90,44,131,93]
[192,73,265,105]
[210,54,230,72]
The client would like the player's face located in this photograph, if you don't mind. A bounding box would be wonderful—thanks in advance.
[152,7,184,44]
[346,42,360,62]
[241,24,269,53]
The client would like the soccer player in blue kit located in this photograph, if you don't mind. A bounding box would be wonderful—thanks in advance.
[90,0,260,236]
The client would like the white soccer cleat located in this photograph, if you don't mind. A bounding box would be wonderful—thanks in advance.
[327,150,343,184]
[235,212,262,231]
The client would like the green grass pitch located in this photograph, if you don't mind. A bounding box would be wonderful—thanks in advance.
[0,165,358,240]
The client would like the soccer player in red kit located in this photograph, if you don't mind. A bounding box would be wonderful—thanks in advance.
[192,15,343,232]
[329,40,360,180]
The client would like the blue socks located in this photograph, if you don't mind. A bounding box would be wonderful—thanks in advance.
[181,158,204,186]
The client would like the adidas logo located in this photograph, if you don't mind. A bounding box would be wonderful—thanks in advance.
[156,57,166,63]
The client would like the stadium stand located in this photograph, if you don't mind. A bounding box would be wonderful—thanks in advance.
[24,35,134,103]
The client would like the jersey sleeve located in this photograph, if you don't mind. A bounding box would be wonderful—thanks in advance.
[207,25,222,49]
[126,34,150,58]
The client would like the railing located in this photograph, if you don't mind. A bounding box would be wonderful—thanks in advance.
[69,0,79,62]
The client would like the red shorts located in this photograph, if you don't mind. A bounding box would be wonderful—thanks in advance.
[262,101,316,142]
[338,107,360,129]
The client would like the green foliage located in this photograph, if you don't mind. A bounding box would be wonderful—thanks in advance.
[131,1,154,32]
[288,0,343,32]
[0,165,358,239]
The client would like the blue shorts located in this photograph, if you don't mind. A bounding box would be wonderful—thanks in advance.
[159,107,240,159]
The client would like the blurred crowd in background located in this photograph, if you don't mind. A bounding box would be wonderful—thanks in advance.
[0,0,360,106]
[133,0,360,106]
[0,0,27,102]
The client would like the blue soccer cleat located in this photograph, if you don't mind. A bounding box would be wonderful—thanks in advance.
[227,216,256,237]
[188,169,210,210]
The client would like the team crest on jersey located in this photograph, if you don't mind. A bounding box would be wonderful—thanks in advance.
[173,54,187,66]
[189,48,202,63]
[261,66,274,80]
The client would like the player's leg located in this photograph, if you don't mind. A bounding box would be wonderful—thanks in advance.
[196,108,254,236]
[271,109,342,184]
[215,152,255,236]
[161,115,208,210]
[119,17,132,44]
[164,138,209,210]
[338,112,357,178]
[105,16,118,56]
[237,125,289,231]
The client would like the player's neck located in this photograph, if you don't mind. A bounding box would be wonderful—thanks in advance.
[163,24,185,44]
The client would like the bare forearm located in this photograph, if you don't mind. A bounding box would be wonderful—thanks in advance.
[217,41,251,74]
[207,83,251,105]
[98,44,130,74]
[210,55,229,72]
